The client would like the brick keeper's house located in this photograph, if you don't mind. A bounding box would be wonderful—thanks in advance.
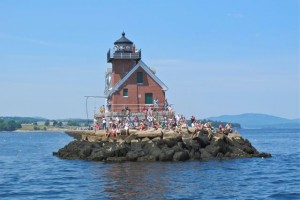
[103,32,168,114]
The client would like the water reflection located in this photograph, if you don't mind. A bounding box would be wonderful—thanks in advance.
[92,162,170,199]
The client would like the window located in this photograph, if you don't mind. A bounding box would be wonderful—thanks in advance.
[137,72,143,84]
[123,89,128,97]
[145,93,153,104]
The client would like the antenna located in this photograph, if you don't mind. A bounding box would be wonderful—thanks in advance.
[84,96,107,128]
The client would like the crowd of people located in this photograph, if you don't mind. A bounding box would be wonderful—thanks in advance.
[93,102,233,137]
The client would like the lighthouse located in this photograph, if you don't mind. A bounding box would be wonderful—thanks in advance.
[104,32,168,113]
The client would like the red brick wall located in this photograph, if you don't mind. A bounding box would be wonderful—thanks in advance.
[110,67,165,112]
[111,59,137,86]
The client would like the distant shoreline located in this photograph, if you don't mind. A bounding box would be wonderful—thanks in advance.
[13,129,68,133]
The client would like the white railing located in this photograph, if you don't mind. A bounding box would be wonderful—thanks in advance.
[111,103,167,112]
[94,103,174,119]
[107,49,141,61]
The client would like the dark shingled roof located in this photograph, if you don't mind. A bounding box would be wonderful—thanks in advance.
[114,32,133,45]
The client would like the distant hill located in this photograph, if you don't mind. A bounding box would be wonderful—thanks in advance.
[206,113,300,129]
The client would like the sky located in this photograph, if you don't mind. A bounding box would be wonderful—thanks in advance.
[0,0,299,120]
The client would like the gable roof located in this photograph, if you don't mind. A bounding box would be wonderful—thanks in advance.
[107,60,168,97]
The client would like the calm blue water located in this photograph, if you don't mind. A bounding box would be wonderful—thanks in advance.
[0,129,299,200]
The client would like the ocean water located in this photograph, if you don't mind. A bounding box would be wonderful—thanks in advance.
[0,129,299,200]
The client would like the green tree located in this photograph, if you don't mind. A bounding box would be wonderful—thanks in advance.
[0,119,5,131]
[58,121,63,127]
[44,120,50,126]
[53,120,58,126]
[67,120,80,126]
[0,120,22,131]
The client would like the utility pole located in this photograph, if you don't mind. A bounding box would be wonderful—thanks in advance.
[84,96,107,128]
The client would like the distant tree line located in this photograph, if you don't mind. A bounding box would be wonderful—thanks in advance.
[1,116,89,128]
[0,119,22,131]
[43,119,87,127]
[1,117,45,124]
[66,120,88,127]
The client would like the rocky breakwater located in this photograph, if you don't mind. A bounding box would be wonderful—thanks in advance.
[54,128,271,162]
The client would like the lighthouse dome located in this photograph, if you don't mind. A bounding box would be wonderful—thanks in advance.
[114,32,133,45]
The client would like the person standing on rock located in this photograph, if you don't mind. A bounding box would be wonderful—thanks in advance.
[219,124,223,132]
[176,114,181,124]
[115,116,120,125]
[106,100,111,112]
[191,115,196,124]
[142,106,147,115]
[163,98,168,110]
[102,118,107,130]
[147,105,152,116]
[168,104,173,117]
[124,120,129,135]
[225,123,232,133]
[99,105,105,113]
[147,115,153,128]
[153,98,159,111]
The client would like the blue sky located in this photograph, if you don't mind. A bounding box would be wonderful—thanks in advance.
[0,0,299,119]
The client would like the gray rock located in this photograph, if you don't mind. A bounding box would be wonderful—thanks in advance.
[137,155,157,162]
[163,138,177,148]
[117,139,125,144]
[125,134,137,143]
[159,147,175,161]
[79,146,92,158]
[171,145,183,152]
[224,152,232,157]
[173,151,190,161]
[152,137,161,142]
[141,137,150,142]
[101,142,129,158]
[177,142,183,149]
[194,133,210,148]
[126,150,145,161]
[205,144,221,157]
[216,152,224,159]
[256,152,272,158]
[89,150,105,161]
[188,127,196,134]
[131,140,142,151]
[193,151,201,160]
[200,149,212,160]
[183,138,200,151]
[226,136,258,156]
[55,130,271,162]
